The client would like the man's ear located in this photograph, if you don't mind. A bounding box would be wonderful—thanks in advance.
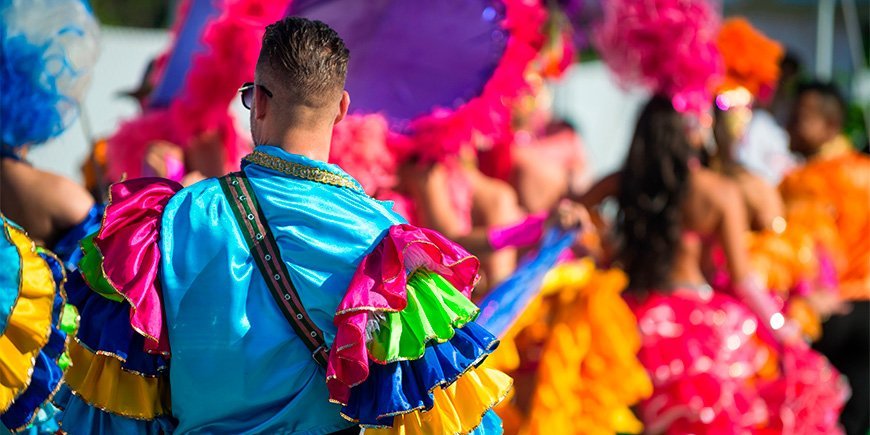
[334,91,350,124]
[254,85,269,120]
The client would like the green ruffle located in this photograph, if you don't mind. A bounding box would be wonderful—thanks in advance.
[61,304,79,334]
[79,234,124,302]
[367,270,480,363]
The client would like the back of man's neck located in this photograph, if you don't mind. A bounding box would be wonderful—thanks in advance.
[265,128,332,162]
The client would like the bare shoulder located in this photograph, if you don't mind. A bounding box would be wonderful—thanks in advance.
[690,168,742,210]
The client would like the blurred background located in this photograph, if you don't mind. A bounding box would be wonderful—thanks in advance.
[32,0,870,182]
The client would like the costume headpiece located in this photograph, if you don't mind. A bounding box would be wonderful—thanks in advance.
[594,0,722,115]
[715,17,783,107]
[0,0,99,150]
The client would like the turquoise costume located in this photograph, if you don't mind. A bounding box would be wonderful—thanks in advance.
[58,146,511,434]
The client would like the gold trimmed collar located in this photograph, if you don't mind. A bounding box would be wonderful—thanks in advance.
[243,150,365,194]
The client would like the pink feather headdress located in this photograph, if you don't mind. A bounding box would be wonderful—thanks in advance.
[594,0,723,115]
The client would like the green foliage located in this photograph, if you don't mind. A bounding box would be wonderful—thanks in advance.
[89,0,173,28]
[845,103,869,151]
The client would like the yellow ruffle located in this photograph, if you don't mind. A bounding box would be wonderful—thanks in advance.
[64,340,170,419]
[367,367,512,435]
[523,263,652,435]
[0,223,57,413]
[482,259,596,374]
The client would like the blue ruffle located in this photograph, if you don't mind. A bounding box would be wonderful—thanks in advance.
[470,410,503,434]
[65,272,169,376]
[53,385,176,435]
[342,321,499,426]
[51,204,104,270]
[1,350,64,431]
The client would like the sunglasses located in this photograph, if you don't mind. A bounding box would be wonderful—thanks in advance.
[238,82,273,110]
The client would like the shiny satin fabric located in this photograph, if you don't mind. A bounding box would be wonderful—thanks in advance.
[343,321,499,426]
[367,271,481,364]
[327,224,481,404]
[65,271,169,376]
[54,385,175,435]
[159,145,404,434]
[366,367,512,435]
[0,218,66,431]
[96,178,183,355]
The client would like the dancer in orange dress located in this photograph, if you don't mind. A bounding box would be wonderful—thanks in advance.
[780,81,870,435]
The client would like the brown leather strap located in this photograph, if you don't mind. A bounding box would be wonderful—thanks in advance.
[219,172,329,367]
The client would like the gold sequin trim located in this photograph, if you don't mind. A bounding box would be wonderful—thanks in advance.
[243,151,364,194]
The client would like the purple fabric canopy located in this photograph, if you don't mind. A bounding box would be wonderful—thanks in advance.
[287,0,508,128]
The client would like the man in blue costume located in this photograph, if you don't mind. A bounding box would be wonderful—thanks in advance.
[57,17,515,435]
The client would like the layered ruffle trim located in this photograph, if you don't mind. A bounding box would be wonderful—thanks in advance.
[326,224,508,433]
[342,322,499,426]
[524,265,652,435]
[327,224,481,404]
[78,235,124,303]
[364,369,512,435]
[90,178,181,355]
[61,340,170,420]
[65,271,169,376]
[367,271,480,364]
[54,385,175,435]
[0,220,67,431]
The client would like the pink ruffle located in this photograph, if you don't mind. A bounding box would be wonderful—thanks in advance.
[94,178,182,355]
[386,0,546,164]
[593,0,722,115]
[325,224,481,404]
[106,0,287,181]
[629,289,847,434]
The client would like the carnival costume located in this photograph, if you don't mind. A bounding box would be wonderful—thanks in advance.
[710,18,842,341]
[594,2,848,432]
[102,0,285,182]
[56,146,510,434]
[489,261,653,435]
[779,136,870,302]
[780,135,870,434]
[0,217,68,432]
[0,0,98,430]
[0,0,103,267]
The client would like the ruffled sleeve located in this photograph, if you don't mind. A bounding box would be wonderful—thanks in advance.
[326,224,511,433]
[0,218,66,432]
[54,179,180,434]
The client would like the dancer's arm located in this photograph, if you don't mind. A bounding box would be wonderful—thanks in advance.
[718,181,800,342]
[569,172,620,209]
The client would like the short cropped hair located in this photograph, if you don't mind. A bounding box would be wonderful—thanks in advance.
[257,17,349,107]
[796,80,847,127]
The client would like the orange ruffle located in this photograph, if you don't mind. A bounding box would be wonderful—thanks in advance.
[524,264,651,435]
